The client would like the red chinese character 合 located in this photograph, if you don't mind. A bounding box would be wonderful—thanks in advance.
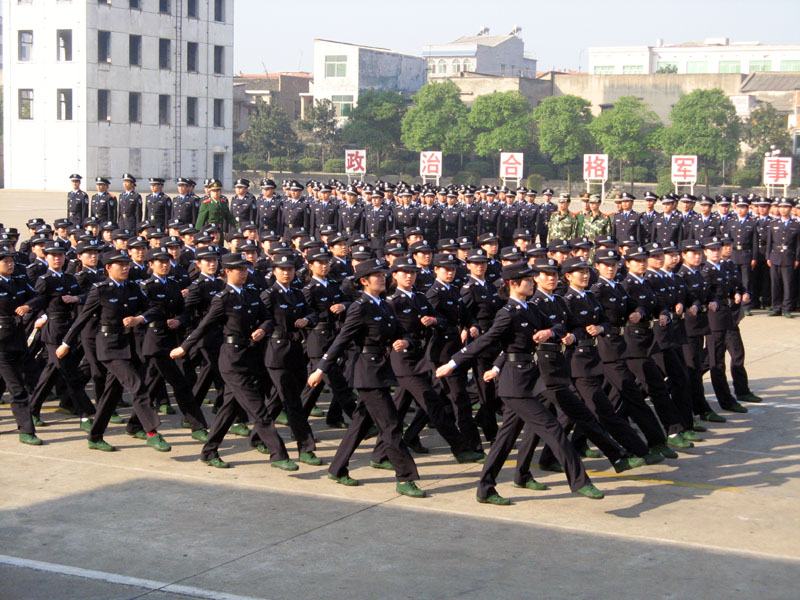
[347,152,365,172]
[502,154,522,177]
[673,157,696,180]
[584,155,607,179]
[765,158,790,184]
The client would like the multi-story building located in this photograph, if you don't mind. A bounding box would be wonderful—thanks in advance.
[588,38,800,76]
[423,29,537,79]
[304,39,426,125]
[3,0,233,192]
[233,72,312,135]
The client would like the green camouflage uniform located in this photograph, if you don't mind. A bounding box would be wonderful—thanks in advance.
[547,212,577,242]
[579,213,611,243]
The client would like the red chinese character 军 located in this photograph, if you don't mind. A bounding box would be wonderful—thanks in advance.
[673,157,697,181]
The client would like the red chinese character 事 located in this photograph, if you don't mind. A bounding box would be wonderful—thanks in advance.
[584,155,607,180]
[346,151,365,173]
[765,158,791,184]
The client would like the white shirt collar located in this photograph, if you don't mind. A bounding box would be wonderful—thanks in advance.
[275,281,291,293]
[436,280,450,290]
[363,291,382,305]
[396,287,414,299]
[599,276,616,287]
[629,273,645,283]
[538,289,555,301]
[312,276,328,287]
[510,296,527,308]
[568,286,586,298]
[227,283,243,294]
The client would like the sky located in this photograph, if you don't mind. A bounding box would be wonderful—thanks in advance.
[233,0,800,75]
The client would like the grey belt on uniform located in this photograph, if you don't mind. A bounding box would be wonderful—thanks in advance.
[506,352,535,362]
[577,338,597,347]
[605,326,624,336]
[270,331,302,342]
[224,335,249,346]
[100,325,132,334]
[0,316,20,325]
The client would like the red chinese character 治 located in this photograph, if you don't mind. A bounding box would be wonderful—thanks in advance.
[584,155,607,179]
[422,153,441,175]
[346,151,365,172]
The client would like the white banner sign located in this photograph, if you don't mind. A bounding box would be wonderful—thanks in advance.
[671,155,698,183]
[500,152,524,180]
[420,151,442,177]
[763,156,793,186]
[583,154,609,181]
[345,149,366,174]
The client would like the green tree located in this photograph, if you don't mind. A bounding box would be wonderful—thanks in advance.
[297,98,339,165]
[656,64,678,74]
[589,96,662,190]
[467,91,535,159]
[657,89,741,192]
[533,95,594,191]
[239,98,297,164]
[342,90,407,170]
[745,102,792,157]
[401,80,474,162]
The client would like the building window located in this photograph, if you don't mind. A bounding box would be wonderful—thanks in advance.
[57,30,72,61]
[622,65,644,74]
[98,89,110,121]
[213,99,224,127]
[686,61,708,74]
[656,61,678,72]
[749,60,771,72]
[159,38,171,70]
[187,42,198,72]
[159,94,170,125]
[159,0,170,14]
[325,55,347,78]
[187,0,198,18]
[780,60,800,72]
[594,65,614,75]
[57,89,73,120]
[18,31,33,62]
[213,45,224,74]
[463,58,472,72]
[437,59,446,74]
[129,92,141,123]
[98,30,111,64]
[213,153,225,180]
[331,95,353,118]
[427,60,435,74]
[187,97,198,126]
[18,89,33,119]
[129,0,141,9]
[98,0,110,4]
[718,60,740,73]
[129,34,142,66]
[452,59,461,73]
[214,0,224,22]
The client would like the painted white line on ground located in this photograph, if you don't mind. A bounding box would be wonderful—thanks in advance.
[0,554,267,600]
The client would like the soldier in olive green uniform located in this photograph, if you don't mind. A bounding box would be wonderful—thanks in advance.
[578,194,611,245]
[547,193,577,243]
[196,179,236,232]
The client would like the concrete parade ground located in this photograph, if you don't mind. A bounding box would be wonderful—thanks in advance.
[0,190,799,599]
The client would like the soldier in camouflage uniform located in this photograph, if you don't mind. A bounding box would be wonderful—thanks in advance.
[547,193,577,243]
[578,194,611,246]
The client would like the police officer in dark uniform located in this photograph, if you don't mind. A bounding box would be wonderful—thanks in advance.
[145,177,172,230]
[392,187,418,232]
[686,195,720,240]
[536,188,558,245]
[611,192,642,243]
[230,179,255,234]
[439,191,463,240]
[338,185,364,238]
[67,174,89,226]
[363,190,394,256]
[117,173,142,231]
[652,194,683,247]
[57,249,171,452]
[90,177,118,224]
[308,258,424,497]
[255,178,282,234]
[280,180,310,237]
[435,261,603,504]
[171,252,296,470]
[172,178,200,225]
[460,187,481,241]
[639,191,660,244]
[766,197,800,317]
[478,189,502,235]
[725,197,758,316]
[0,249,46,445]
[497,194,521,248]
[308,183,339,237]
[140,247,209,440]
[417,190,441,243]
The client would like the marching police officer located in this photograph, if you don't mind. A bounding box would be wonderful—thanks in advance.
[725,197,758,316]
[765,197,800,317]
[67,174,89,226]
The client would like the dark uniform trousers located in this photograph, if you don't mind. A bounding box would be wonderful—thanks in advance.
[30,337,97,418]
[0,350,36,434]
[92,357,161,441]
[300,354,355,424]
[145,353,207,431]
[651,347,694,430]
[601,358,667,447]
[705,328,748,405]
[681,335,714,416]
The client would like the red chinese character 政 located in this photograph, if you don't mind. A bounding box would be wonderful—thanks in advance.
[347,152,365,172]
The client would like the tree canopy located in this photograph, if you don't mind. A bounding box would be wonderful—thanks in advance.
[533,95,594,165]
[467,91,535,157]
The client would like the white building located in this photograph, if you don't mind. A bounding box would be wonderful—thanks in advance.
[2,0,233,192]
[423,29,537,79]
[305,39,426,124]
[588,38,800,76]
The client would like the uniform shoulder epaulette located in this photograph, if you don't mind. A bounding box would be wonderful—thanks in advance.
[502,304,512,312]
[202,199,211,203]
[354,297,366,305]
